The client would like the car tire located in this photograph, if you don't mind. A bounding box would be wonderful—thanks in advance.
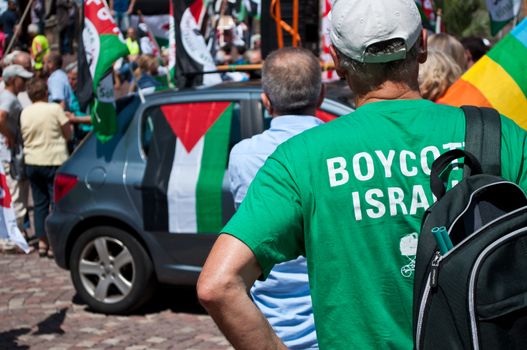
[70,226,156,314]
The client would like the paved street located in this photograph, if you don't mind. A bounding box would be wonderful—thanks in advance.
[0,252,232,350]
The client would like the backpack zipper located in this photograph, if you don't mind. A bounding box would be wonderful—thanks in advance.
[415,251,442,350]
[429,251,441,289]
[468,227,527,350]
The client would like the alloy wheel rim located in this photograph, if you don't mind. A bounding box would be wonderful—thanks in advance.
[78,236,135,304]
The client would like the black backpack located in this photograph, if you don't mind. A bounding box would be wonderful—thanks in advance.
[413,106,527,350]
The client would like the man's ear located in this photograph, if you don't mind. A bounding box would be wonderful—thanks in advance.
[329,45,347,79]
[418,29,428,64]
[261,92,273,115]
[317,83,326,108]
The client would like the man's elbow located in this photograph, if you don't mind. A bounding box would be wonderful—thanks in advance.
[197,272,229,310]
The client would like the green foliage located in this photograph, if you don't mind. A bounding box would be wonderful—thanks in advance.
[441,0,490,38]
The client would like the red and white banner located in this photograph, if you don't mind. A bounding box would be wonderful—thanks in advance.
[0,163,29,253]
[321,0,338,82]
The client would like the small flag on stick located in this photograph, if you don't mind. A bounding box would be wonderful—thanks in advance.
[78,0,130,143]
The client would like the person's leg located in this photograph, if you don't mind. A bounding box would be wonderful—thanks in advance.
[26,165,50,256]
[65,23,75,54]
[44,166,58,257]
[121,13,130,33]
[115,12,124,32]
[59,27,66,54]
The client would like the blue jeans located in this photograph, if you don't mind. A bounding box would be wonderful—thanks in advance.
[114,11,130,33]
[60,23,75,55]
[26,165,58,239]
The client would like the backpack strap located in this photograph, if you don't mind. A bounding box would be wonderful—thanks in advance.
[461,106,501,177]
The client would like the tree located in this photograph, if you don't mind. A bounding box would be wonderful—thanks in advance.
[441,0,490,38]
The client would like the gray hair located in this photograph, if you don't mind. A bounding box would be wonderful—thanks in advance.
[337,38,421,96]
[65,62,78,73]
[2,50,20,66]
[262,47,322,115]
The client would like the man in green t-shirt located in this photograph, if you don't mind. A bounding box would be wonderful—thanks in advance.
[197,0,527,349]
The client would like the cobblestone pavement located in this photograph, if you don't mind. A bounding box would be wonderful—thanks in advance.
[0,252,233,350]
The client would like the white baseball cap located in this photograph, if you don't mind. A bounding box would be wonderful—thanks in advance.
[2,64,34,80]
[330,0,422,63]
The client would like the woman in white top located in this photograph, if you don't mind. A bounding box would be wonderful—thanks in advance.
[20,78,72,257]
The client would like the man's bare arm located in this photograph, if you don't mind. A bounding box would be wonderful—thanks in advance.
[197,234,287,350]
[127,0,136,14]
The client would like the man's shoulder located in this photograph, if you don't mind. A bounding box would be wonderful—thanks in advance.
[49,69,68,81]
[278,114,350,149]
[0,90,18,110]
[231,132,271,156]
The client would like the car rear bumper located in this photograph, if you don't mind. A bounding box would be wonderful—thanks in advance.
[46,211,80,269]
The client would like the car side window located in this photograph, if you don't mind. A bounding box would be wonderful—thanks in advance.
[141,101,242,159]
[141,113,155,157]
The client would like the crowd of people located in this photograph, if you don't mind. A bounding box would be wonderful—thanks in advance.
[0,0,265,255]
[0,48,84,256]
[0,0,514,348]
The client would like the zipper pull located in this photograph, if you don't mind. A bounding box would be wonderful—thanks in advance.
[430,251,441,289]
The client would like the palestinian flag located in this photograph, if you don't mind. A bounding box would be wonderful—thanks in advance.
[415,0,436,31]
[131,14,171,48]
[486,0,521,35]
[236,0,261,20]
[142,102,233,233]
[78,0,129,143]
[172,0,222,88]
[137,14,162,57]
[438,18,527,129]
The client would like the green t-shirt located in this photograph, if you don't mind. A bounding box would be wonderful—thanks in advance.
[223,99,527,349]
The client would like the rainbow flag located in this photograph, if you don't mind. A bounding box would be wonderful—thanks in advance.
[437,18,527,129]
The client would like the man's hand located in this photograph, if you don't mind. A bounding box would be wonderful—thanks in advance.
[197,234,287,350]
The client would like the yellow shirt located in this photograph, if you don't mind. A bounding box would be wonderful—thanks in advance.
[31,35,50,70]
[21,102,69,166]
[126,37,140,56]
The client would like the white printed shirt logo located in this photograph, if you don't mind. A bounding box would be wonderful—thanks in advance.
[400,233,418,277]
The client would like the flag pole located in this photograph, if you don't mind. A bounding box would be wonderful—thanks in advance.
[5,0,35,56]
[292,0,299,47]
[435,8,442,34]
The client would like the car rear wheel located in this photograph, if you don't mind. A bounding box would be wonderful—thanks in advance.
[70,226,155,314]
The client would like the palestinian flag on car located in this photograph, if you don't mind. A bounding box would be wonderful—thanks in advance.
[171,0,222,88]
[437,18,527,129]
[78,0,129,143]
[142,102,233,234]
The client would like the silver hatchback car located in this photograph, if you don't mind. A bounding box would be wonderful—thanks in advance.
[46,81,353,314]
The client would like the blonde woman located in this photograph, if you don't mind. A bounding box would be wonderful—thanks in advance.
[418,50,463,101]
[428,33,468,71]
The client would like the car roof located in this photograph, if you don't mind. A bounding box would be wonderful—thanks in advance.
[141,79,355,108]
